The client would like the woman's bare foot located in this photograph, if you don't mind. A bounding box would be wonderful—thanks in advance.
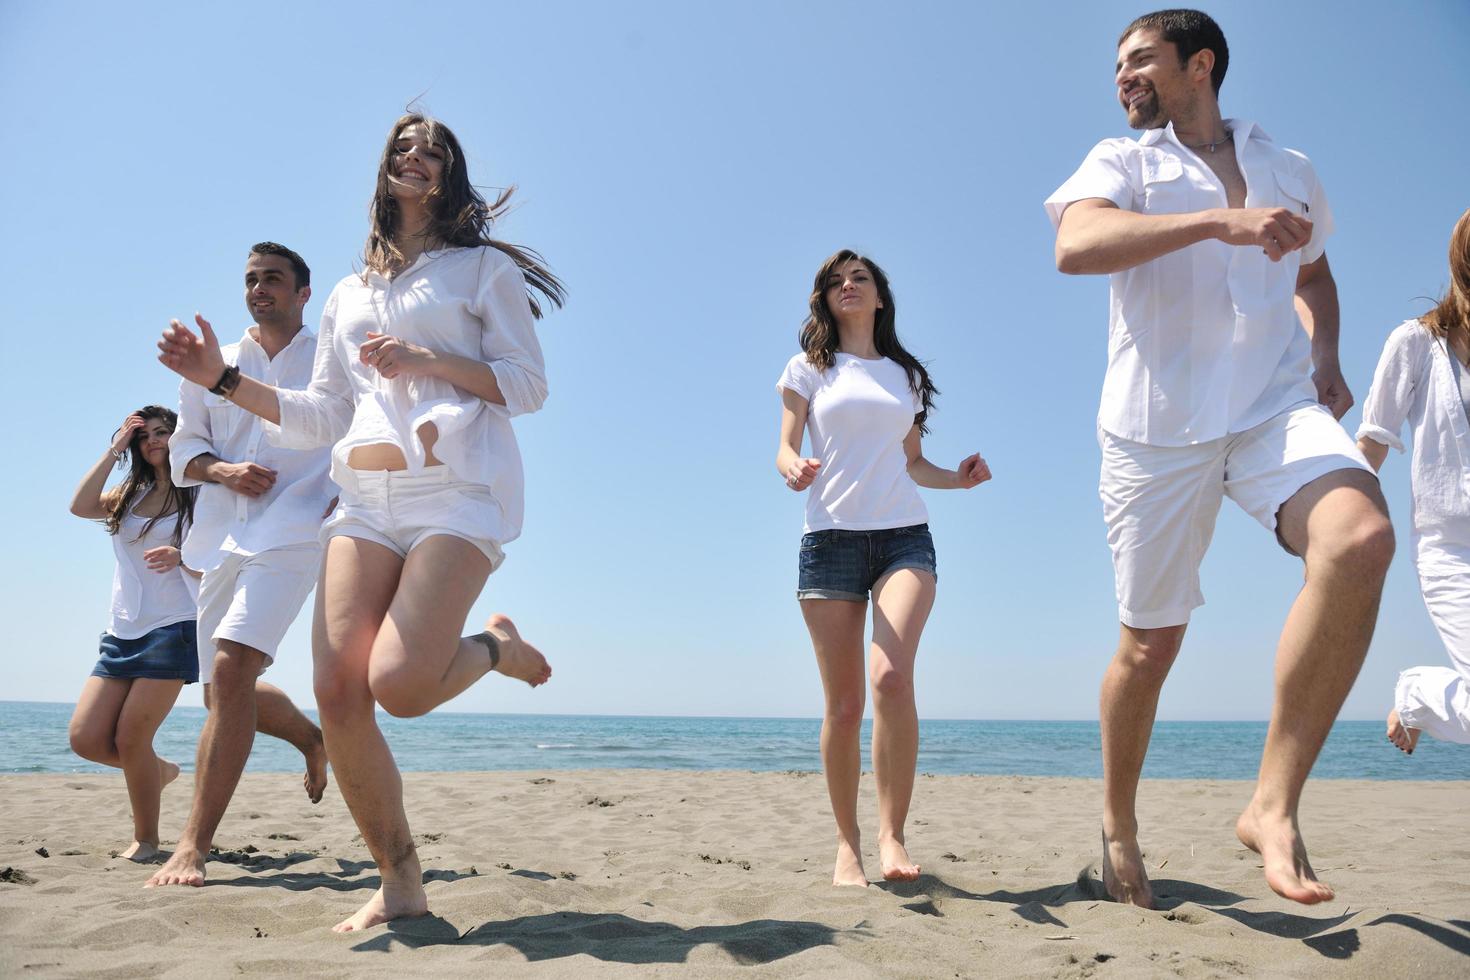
[1235,800,1333,905]
[303,736,329,803]
[833,837,868,887]
[331,882,429,933]
[1100,828,1154,908]
[121,840,161,862]
[878,834,920,881]
[158,759,180,789]
[483,614,552,687]
[146,845,206,887]
[1386,708,1421,755]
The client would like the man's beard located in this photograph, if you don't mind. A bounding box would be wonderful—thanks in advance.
[1126,91,1166,130]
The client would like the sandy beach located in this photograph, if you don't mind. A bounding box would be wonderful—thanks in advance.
[1,770,1466,977]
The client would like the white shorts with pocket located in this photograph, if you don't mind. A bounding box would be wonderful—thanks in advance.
[196,542,321,683]
[1099,402,1372,629]
[321,466,506,571]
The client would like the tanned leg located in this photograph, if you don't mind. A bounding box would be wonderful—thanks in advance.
[1238,469,1392,904]
[147,642,266,887]
[1099,623,1186,908]
[801,597,870,887]
[868,569,935,882]
[253,680,329,803]
[112,678,186,861]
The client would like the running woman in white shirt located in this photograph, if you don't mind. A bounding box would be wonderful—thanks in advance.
[776,250,990,887]
[157,113,558,932]
[1046,9,1393,908]
[1358,210,1470,751]
[147,243,335,891]
[68,407,199,862]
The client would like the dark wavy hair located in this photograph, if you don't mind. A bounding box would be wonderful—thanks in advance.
[1424,209,1470,350]
[363,113,566,319]
[1119,9,1229,94]
[104,405,196,548]
[799,249,937,434]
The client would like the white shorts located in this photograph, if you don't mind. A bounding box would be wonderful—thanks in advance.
[321,466,505,570]
[1099,402,1372,629]
[196,543,321,683]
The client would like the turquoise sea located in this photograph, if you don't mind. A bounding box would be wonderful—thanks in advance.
[1,701,1466,780]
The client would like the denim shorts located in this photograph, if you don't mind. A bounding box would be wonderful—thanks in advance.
[797,524,937,601]
[93,620,199,684]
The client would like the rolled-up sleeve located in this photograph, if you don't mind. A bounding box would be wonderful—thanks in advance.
[1357,323,1422,453]
[169,376,214,488]
[269,289,355,449]
[1044,139,1135,229]
[477,254,548,417]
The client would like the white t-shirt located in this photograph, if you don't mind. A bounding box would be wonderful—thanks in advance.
[108,508,197,640]
[778,352,927,532]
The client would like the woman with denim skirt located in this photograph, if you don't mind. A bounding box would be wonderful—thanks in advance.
[776,249,992,886]
[67,406,200,862]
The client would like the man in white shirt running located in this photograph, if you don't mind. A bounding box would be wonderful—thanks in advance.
[1045,9,1393,908]
[148,243,336,888]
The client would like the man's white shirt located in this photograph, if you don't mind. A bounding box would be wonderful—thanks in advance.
[170,327,336,572]
[1045,119,1334,447]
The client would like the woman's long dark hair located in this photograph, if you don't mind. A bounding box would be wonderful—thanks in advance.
[364,112,566,319]
[1424,208,1470,349]
[104,405,196,549]
[799,249,938,433]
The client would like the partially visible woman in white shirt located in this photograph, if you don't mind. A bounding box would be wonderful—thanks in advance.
[156,114,562,931]
[67,406,199,862]
[1357,208,1470,752]
[776,250,991,887]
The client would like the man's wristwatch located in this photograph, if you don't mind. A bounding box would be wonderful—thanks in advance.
[209,365,242,397]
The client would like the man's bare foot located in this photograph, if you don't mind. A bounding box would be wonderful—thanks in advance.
[833,837,868,887]
[303,736,329,804]
[878,834,920,881]
[483,614,551,687]
[1386,708,1421,755]
[145,845,206,887]
[121,840,161,862]
[331,882,429,933]
[1235,800,1334,905]
[158,759,180,789]
[1100,828,1154,908]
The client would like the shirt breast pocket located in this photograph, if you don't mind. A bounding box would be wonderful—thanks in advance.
[203,392,235,443]
[1139,154,1190,214]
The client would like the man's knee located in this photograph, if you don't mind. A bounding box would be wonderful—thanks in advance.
[210,641,265,696]
[1115,625,1185,678]
[1310,505,1395,580]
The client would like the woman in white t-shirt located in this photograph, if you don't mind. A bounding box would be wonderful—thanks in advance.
[776,249,991,886]
[67,406,199,862]
[1357,208,1470,751]
[156,114,560,930]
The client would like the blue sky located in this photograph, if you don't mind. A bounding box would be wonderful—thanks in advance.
[3,0,1467,721]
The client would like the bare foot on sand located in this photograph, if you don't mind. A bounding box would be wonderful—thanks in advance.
[303,736,329,804]
[121,841,161,862]
[1386,708,1421,755]
[331,883,429,933]
[159,759,180,789]
[1100,829,1154,908]
[833,837,868,887]
[1235,800,1333,904]
[879,834,920,882]
[484,614,551,687]
[146,846,206,887]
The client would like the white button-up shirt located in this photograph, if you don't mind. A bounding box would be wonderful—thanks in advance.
[270,246,547,545]
[171,328,336,572]
[1358,318,1470,569]
[1044,119,1334,447]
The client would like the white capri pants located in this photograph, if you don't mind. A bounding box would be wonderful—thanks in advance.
[1396,548,1470,743]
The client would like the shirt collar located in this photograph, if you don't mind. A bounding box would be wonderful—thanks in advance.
[242,324,315,353]
[1138,117,1269,150]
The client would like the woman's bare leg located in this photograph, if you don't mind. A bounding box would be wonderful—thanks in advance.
[869,569,935,882]
[801,598,870,886]
[112,678,186,859]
